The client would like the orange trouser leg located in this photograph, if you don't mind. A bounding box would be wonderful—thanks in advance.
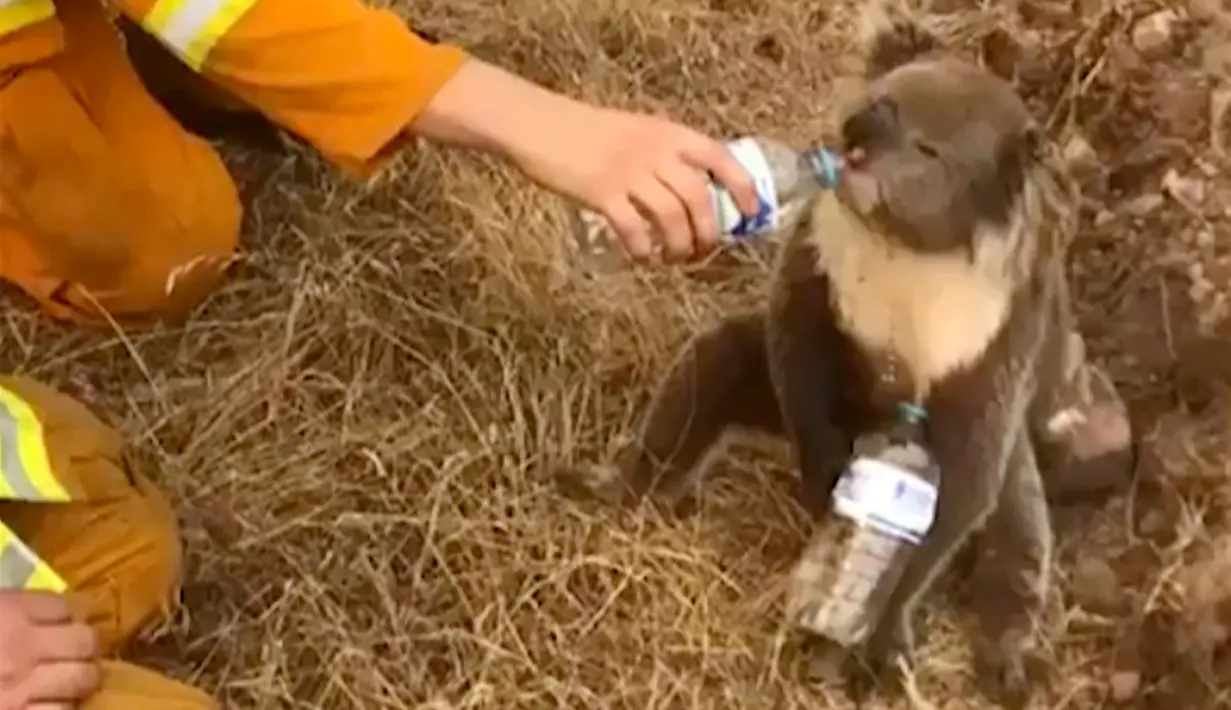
[0,377,215,709]
[85,661,218,710]
[0,0,241,328]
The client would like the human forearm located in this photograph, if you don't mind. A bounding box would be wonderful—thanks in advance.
[408,57,590,161]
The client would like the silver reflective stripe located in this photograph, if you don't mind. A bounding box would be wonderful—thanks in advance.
[157,0,229,56]
[0,402,39,500]
[0,542,35,589]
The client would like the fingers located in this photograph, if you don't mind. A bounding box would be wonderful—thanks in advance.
[628,175,693,262]
[31,623,98,664]
[9,592,72,626]
[680,137,758,216]
[597,196,654,263]
[22,661,100,704]
[654,160,721,258]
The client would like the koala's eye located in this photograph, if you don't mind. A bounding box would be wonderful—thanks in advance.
[914,140,941,159]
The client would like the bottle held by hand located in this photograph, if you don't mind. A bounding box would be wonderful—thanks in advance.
[570,137,843,273]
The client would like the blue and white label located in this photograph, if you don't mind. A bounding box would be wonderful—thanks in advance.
[831,457,938,544]
[716,137,779,240]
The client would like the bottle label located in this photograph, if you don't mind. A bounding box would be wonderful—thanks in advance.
[721,137,779,239]
[831,457,938,544]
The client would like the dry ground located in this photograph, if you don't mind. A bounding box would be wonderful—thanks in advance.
[4,0,1231,707]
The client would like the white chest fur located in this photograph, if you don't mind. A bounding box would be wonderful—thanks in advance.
[809,193,1015,395]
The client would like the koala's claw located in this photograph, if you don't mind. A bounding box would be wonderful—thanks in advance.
[841,619,912,704]
[973,632,1044,709]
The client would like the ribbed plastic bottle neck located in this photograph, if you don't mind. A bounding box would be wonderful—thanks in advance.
[887,401,928,447]
[803,147,843,189]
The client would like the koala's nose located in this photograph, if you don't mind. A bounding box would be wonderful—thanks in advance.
[843,98,898,149]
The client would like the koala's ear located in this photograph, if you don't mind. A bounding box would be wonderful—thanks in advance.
[863,15,944,79]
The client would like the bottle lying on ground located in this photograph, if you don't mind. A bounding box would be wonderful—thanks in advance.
[570,137,844,273]
[790,402,940,650]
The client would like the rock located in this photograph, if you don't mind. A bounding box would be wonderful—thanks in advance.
[1213,86,1231,156]
[1123,193,1164,217]
[1162,169,1206,209]
[1062,133,1100,176]
[1070,557,1122,614]
[1132,10,1180,61]
[1136,508,1168,537]
[1152,73,1210,141]
[980,28,1019,81]
[1109,669,1141,701]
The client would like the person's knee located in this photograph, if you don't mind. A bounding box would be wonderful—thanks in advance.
[99,477,185,646]
[116,147,243,320]
[0,62,242,325]
[0,377,185,648]
[67,140,243,323]
[84,661,219,710]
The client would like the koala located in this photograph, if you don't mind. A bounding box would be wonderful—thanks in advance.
[554,17,1135,709]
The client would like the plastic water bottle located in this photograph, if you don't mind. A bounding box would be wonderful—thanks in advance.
[570,137,843,273]
[792,403,939,649]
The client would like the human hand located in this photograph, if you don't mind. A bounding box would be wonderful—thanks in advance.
[512,104,760,263]
[412,59,760,262]
[0,591,99,710]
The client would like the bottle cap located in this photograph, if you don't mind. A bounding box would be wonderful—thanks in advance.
[805,148,843,189]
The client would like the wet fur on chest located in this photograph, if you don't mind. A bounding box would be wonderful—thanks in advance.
[808,192,1015,398]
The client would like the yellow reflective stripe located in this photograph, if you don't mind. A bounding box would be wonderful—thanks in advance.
[142,0,260,71]
[0,0,55,36]
[25,562,67,593]
[0,387,68,502]
[0,521,66,593]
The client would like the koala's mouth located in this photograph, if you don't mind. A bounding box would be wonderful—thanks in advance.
[836,146,880,215]
[843,145,869,170]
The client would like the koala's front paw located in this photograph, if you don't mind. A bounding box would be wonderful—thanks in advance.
[842,610,914,704]
[973,629,1045,710]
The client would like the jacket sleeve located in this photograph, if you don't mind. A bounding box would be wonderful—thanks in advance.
[112,0,467,176]
[0,0,63,74]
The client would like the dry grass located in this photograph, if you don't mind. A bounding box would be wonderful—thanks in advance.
[4,0,1231,707]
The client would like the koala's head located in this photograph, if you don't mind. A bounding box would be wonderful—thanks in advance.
[835,20,1043,256]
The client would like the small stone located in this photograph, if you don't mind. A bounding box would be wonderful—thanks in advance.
[1109,670,1141,701]
[1152,74,1210,141]
[1162,169,1206,208]
[1070,557,1121,613]
[1062,133,1100,175]
[1094,209,1116,228]
[1123,193,1164,217]
[1189,0,1222,21]
[1136,508,1167,536]
[1189,280,1213,302]
[1131,10,1179,61]
[1214,86,1231,156]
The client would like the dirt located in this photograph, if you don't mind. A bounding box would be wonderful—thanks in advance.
[3,0,1231,707]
